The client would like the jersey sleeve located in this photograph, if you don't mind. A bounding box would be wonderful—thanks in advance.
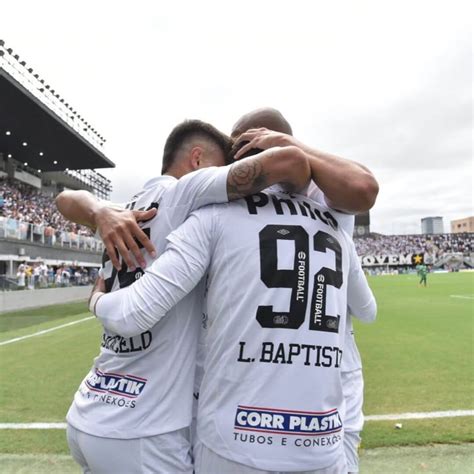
[306,182,326,206]
[161,166,229,218]
[346,239,377,322]
[94,206,216,337]
[306,183,356,230]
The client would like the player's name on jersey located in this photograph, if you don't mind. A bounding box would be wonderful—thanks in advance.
[101,331,152,354]
[237,341,342,367]
[245,193,338,230]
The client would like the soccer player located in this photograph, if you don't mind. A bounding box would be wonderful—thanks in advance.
[57,112,378,272]
[58,119,353,473]
[230,108,378,214]
[58,113,378,473]
[90,176,377,473]
[231,110,371,473]
[417,263,428,287]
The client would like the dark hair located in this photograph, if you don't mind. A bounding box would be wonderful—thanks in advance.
[230,140,264,160]
[161,120,232,174]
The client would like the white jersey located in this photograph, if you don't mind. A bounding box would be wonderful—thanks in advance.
[67,166,229,439]
[191,186,358,436]
[307,184,364,373]
[95,189,376,470]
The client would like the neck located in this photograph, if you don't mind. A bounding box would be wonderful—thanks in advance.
[165,161,193,179]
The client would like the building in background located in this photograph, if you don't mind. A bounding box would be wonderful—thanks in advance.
[451,216,474,234]
[421,216,444,234]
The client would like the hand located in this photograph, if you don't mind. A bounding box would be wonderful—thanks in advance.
[88,275,106,313]
[95,206,157,270]
[232,128,296,160]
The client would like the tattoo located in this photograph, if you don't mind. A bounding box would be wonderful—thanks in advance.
[226,157,269,200]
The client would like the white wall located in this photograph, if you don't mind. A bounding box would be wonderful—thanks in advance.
[0,286,91,313]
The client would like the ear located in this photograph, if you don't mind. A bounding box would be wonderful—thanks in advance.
[190,146,202,170]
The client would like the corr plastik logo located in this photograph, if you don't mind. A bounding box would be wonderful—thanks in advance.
[85,369,147,399]
[234,405,342,436]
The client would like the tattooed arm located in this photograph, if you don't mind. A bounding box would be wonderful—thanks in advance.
[226,146,311,200]
[234,128,378,213]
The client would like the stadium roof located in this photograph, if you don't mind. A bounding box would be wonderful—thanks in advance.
[0,43,115,172]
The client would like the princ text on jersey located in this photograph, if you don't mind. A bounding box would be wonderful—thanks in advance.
[245,193,338,230]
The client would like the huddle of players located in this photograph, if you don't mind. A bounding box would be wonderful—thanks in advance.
[57,108,378,474]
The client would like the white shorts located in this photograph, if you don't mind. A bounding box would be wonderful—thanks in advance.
[341,369,364,473]
[194,441,346,474]
[67,423,193,474]
[341,369,364,433]
[343,431,361,473]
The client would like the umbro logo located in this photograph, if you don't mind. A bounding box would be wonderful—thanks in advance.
[277,229,290,236]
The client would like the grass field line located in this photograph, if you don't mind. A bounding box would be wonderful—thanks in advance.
[1,410,473,430]
[0,423,67,429]
[365,409,474,421]
[0,316,95,347]
[450,294,474,300]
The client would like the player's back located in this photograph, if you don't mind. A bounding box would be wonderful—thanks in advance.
[198,188,354,471]
[68,166,229,439]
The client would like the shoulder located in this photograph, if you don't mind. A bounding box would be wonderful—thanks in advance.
[130,176,175,208]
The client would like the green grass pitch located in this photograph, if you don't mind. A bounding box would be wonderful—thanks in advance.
[0,272,473,456]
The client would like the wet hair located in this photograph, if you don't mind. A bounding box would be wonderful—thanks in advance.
[161,119,232,174]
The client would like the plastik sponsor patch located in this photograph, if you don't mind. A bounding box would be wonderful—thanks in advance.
[85,369,147,399]
[234,405,342,436]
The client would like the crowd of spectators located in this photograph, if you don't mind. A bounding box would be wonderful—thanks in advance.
[354,233,473,258]
[1,178,472,264]
[16,261,99,290]
[0,179,94,237]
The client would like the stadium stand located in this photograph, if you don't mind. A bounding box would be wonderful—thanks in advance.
[354,233,473,258]
[1,39,471,292]
[0,179,94,236]
[0,40,115,292]
[354,233,473,271]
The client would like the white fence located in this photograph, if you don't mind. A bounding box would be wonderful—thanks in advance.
[0,217,104,253]
[0,285,91,313]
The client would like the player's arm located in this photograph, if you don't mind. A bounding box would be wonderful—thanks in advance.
[346,239,377,322]
[90,208,214,337]
[226,145,311,199]
[55,190,157,270]
[56,149,310,269]
[234,128,379,213]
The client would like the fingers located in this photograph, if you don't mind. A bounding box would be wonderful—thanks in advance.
[234,130,262,147]
[102,226,137,271]
[104,226,156,271]
[98,207,157,271]
[133,225,157,259]
[122,231,145,269]
[132,209,157,258]
[133,208,157,223]
[234,139,259,160]
[113,235,136,271]
[103,237,121,271]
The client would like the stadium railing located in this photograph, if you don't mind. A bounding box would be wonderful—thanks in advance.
[0,216,103,253]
